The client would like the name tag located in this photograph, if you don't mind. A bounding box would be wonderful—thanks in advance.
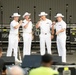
[59,25,61,26]
[46,22,49,24]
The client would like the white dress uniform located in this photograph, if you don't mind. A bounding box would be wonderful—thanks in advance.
[7,20,19,60]
[22,19,32,56]
[55,20,66,62]
[39,19,52,55]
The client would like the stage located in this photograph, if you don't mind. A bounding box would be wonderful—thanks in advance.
[2,49,76,64]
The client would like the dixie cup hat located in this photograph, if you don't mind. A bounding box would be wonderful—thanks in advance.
[55,13,64,18]
[12,13,21,17]
[23,12,31,18]
[39,12,48,16]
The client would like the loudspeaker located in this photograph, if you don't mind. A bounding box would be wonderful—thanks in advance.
[1,56,15,65]
[52,56,62,65]
[22,55,41,68]
[22,55,62,68]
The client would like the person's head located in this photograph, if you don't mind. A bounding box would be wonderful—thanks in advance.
[39,12,48,20]
[55,13,64,22]
[23,12,31,20]
[12,13,21,21]
[41,54,53,67]
[6,66,24,75]
[0,47,2,57]
[14,16,20,21]
[40,15,46,20]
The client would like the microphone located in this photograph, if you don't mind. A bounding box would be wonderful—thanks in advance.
[55,20,58,22]
[52,20,58,25]
[22,21,24,23]
[52,21,56,25]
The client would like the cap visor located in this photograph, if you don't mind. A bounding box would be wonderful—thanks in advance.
[39,14,48,16]
[54,16,64,18]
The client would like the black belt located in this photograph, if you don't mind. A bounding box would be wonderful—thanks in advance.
[41,33,50,35]
[44,33,47,35]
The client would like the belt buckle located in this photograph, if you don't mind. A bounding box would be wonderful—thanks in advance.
[45,33,47,35]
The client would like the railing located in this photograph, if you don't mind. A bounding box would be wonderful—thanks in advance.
[0,24,76,52]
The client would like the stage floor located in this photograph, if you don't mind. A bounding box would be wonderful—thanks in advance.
[66,51,76,63]
[2,50,76,64]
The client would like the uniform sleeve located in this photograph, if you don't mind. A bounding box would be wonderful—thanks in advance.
[38,21,41,27]
[49,20,52,28]
[54,24,56,29]
[61,22,66,29]
[52,23,56,29]
[22,20,27,27]
[11,21,18,27]
[30,21,33,29]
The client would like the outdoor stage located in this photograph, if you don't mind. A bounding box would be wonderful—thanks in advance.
[0,24,76,64]
[2,48,76,64]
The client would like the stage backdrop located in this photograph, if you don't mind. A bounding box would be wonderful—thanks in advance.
[0,0,76,24]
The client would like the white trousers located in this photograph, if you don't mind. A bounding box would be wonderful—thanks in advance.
[57,35,66,62]
[40,34,51,55]
[7,34,18,60]
[23,33,32,56]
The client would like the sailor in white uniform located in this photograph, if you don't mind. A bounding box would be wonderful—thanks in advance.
[52,13,66,62]
[36,12,53,55]
[22,12,32,56]
[7,13,22,62]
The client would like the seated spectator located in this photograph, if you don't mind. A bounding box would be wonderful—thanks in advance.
[29,54,59,75]
[0,47,5,75]
[6,65,24,75]
[0,47,7,75]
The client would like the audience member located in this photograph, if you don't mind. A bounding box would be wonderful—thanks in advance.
[6,65,24,75]
[29,54,59,75]
[0,47,5,75]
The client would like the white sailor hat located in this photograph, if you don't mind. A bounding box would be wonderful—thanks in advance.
[12,13,21,17]
[39,12,48,16]
[23,12,31,18]
[55,13,64,18]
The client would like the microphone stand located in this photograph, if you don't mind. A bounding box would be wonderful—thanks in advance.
[68,15,73,55]
[17,6,21,60]
[66,4,68,23]
[17,6,19,14]
[0,6,3,49]
[33,6,37,51]
[49,8,51,19]
[34,6,36,38]
[34,6,36,24]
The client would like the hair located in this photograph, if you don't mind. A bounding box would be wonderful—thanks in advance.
[42,54,52,63]
[6,65,24,75]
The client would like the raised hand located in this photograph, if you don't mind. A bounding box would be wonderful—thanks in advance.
[52,21,56,25]
[27,18,31,22]
[19,20,23,24]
